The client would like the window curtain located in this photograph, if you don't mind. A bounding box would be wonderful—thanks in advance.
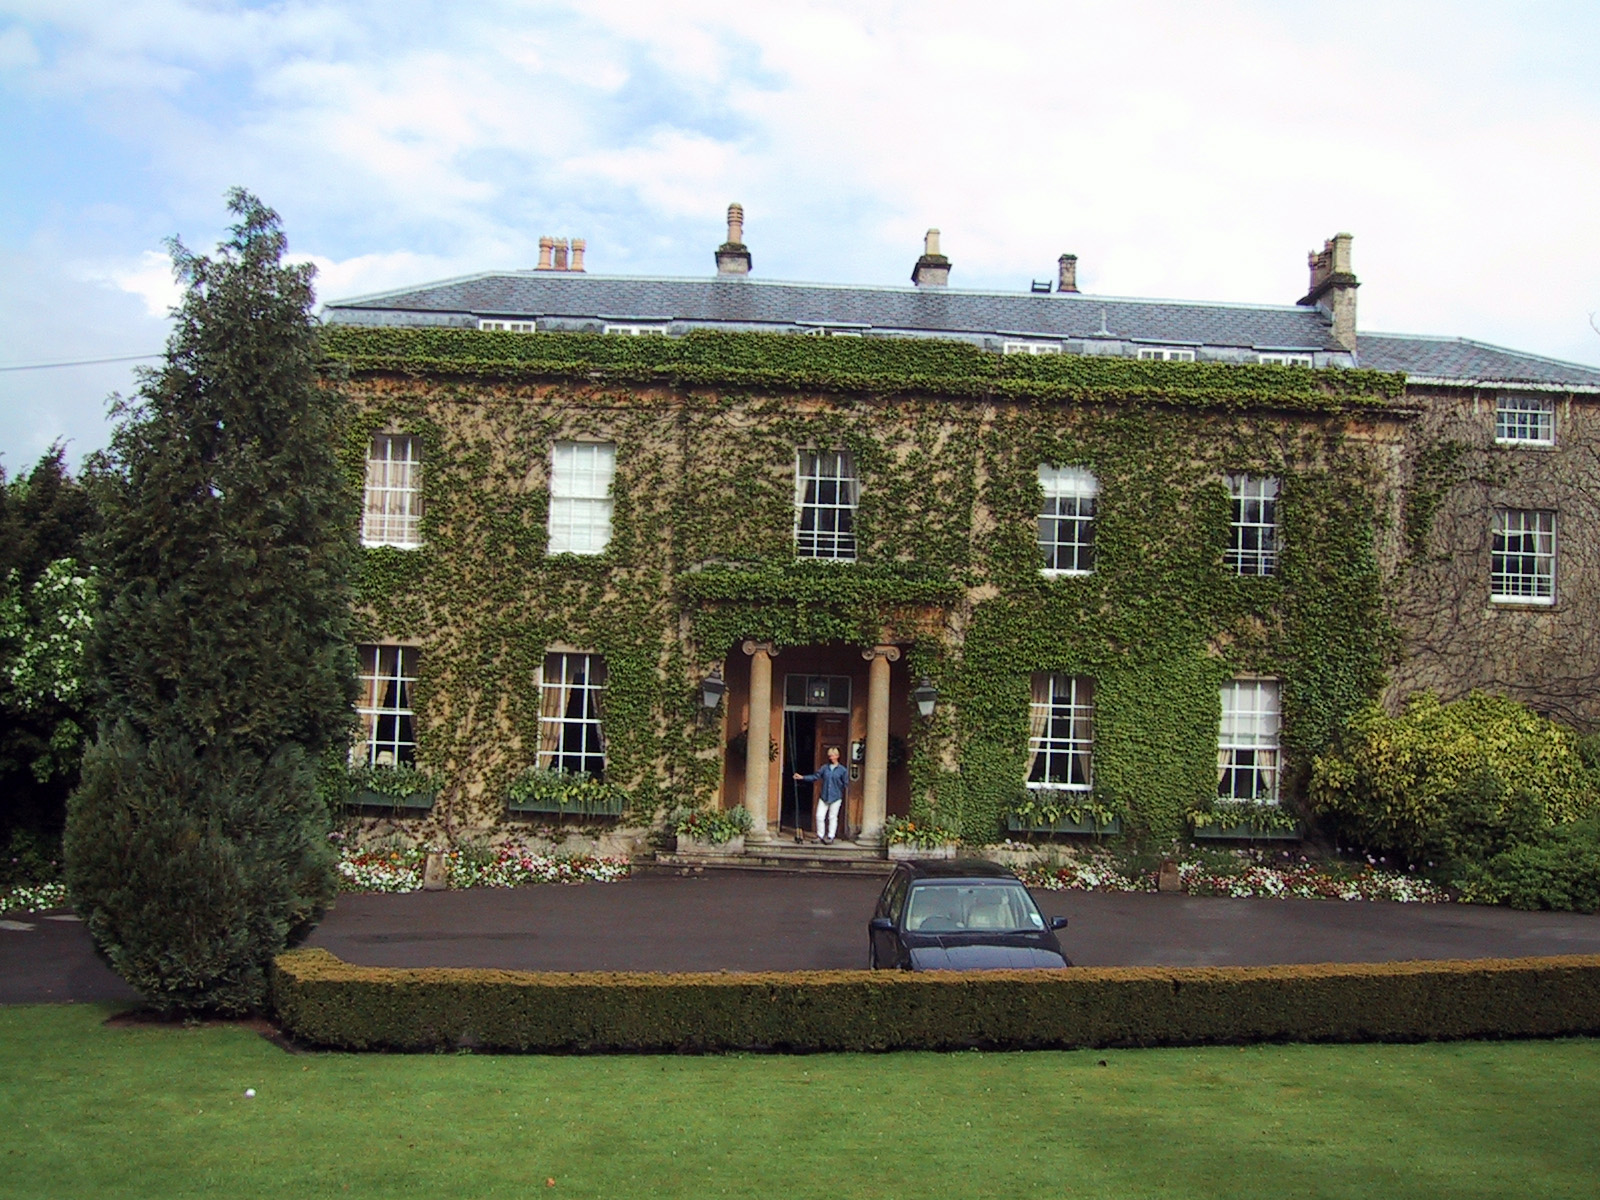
[361,444,389,541]
[1025,673,1052,780]
[355,644,379,764]
[539,655,572,764]
[587,656,608,752]
[837,451,859,508]
[1071,677,1094,786]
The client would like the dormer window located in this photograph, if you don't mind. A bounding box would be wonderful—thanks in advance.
[603,324,667,336]
[1258,352,1314,367]
[1136,347,1196,362]
[479,319,536,333]
[1003,341,1062,355]
[1495,394,1555,446]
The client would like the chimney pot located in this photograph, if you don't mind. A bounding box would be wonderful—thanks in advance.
[912,227,951,288]
[536,236,554,271]
[552,238,569,271]
[716,200,752,275]
[570,238,586,272]
[1057,253,1079,294]
[1297,231,1358,352]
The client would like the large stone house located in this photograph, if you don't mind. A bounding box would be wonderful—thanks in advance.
[320,206,1600,856]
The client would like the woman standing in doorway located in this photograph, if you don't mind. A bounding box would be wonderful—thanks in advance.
[794,745,849,844]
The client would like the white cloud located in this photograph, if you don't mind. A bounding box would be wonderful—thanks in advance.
[1,0,1598,474]
[88,250,183,318]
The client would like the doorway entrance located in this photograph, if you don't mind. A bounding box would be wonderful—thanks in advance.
[779,673,852,839]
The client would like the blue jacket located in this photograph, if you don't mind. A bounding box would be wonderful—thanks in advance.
[798,762,849,804]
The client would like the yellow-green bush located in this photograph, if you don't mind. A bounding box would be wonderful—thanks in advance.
[1309,691,1597,866]
[272,948,1600,1053]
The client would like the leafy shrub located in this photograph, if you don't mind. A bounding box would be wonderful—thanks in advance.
[0,827,60,888]
[1455,819,1600,912]
[670,804,752,845]
[1309,691,1597,867]
[70,728,335,1013]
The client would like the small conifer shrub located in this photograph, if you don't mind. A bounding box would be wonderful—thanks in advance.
[65,190,356,1014]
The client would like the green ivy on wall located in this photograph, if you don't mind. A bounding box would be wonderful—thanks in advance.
[323,328,1405,844]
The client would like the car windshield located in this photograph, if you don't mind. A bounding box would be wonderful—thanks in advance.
[903,881,1046,934]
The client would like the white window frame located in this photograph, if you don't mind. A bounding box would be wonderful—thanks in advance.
[1491,508,1555,604]
[602,324,667,336]
[1003,341,1063,355]
[1494,394,1555,446]
[355,644,420,768]
[538,651,607,778]
[1027,673,1093,792]
[547,441,616,556]
[794,449,859,561]
[478,319,536,333]
[1257,352,1314,367]
[1226,473,1279,576]
[361,434,423,549]
[1217,678,1281,804]
[1038,465,1098,576]
[802,327,866,338]
[1136,346,1196,362]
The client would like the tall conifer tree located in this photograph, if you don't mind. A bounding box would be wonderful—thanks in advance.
[65,190,356,1014]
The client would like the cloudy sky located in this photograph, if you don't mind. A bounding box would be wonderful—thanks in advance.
[2,0,1598,472]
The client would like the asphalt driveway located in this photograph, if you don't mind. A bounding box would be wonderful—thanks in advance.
[7,869,1600,1004]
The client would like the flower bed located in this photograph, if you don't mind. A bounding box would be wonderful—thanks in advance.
[0,881,69,916]
[1019,852,1446,903]
[334,841,631,894]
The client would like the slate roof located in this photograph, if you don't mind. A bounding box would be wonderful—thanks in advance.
[324,272,1600,388]
[1356,333,1600,389]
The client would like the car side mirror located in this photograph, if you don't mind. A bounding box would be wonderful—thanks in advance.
[1049,916,1069,930]
[869,917,895,933]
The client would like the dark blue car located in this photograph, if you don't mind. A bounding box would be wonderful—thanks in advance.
[867,859,1072,970]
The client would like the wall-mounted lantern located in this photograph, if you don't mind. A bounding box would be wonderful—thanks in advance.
[701,667,726,710]
[911,677,938,720]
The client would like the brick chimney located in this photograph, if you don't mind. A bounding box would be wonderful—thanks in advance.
[569,238,586,272]
[1297,232,1358,351]
[912,228,950,287]
[552,238,569,271]
[536,236,554,270]
[716,202,751,275]
[1057,253,1079,294]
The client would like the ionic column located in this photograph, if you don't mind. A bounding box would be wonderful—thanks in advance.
[741,640,775,843]
[859,644,900,845]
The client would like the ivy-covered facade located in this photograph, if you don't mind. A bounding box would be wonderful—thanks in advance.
[322,224,1600,850]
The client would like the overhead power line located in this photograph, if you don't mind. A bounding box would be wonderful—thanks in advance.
[0,353,163,373]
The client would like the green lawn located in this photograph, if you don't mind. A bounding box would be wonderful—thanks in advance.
[2,1005,1597,1199]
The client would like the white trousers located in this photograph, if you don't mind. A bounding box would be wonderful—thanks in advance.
[815,799,841,841]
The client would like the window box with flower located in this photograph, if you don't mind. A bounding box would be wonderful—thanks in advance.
[344,763,439,812]
[506,767,626,817]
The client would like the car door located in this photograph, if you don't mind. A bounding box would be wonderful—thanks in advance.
[870,867,910,968]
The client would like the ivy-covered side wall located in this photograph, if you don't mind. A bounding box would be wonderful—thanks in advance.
[325,328,1409,842]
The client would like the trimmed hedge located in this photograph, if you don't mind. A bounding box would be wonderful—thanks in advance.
[272,948,1600,1053]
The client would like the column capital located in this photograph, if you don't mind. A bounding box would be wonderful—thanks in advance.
[861,644,901,663]
[741,640,776,657]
